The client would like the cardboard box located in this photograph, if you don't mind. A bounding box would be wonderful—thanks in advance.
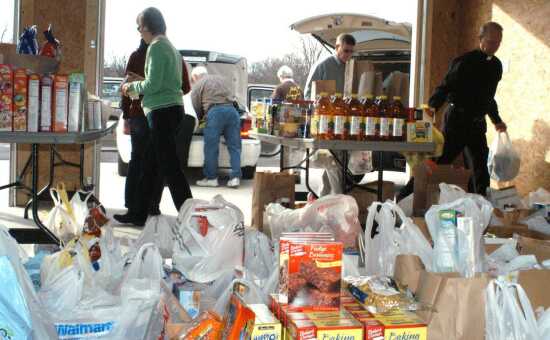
[40,75,53,131]
[517,235,550,262]
[493,208,532,226]
[361,319,385,340]
[0,43,59,74]
[12,68,28,131]
[516,270,550,309]
[249,304,282,340]
[53,74,68,132]
[407,121,433,143]
[287,319,316,340]
[485,225,550,242]
[312,318,363,340]
[310,80,336,99]
[412,164,471,217]
[375,311,427,340]
[344,59,375,96]
[27,74,40,132]
[0,64,14,131]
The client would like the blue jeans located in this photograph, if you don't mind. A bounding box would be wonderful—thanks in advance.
[203,104,241,179]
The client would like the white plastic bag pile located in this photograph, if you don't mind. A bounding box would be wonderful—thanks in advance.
[264,194,363,249]
[486,279,550,339]
[487,132,521,182]
[172,195,244,283]
[364,200,433,276]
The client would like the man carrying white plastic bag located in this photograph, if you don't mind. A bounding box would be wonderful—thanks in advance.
[487,131,521,182]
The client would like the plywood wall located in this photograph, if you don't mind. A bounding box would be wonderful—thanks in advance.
[15,0,102,205]
[426,0,550,195]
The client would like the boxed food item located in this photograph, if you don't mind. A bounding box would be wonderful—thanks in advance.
[27,73,40,132]
[312,318,363,339]
[68,73,85,132]
[249,304,282,340]
[361,319,385,340]
[12,68,28,131]
[53,74,68,132]
[40,74,53,131]
[175,310,223,340]
[406,121,433,143]
[222,292,256,340]
[284,241,343,310]
[345,276,417,313]
[0,64,14,131]
[287,319,316,340]
[375,311,427,340]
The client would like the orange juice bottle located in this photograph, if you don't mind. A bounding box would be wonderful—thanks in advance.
[390,96,406,141]
[313,92,332,140]
[363,94,378,141]
[347,94,363,141]
[331,93,347,140]
[377,95,390,140]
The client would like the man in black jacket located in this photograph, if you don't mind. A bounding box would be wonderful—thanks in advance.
[399,22,507,199]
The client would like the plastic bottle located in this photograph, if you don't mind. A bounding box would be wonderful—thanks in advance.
[377,95,390,140]
[363,94,378,141]
[331,93,348,140]
[347,94,363,141]
[390,96,406,141]
[312,92,333,140]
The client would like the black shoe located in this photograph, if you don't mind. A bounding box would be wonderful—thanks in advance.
[114,213,146,227]
[150,207,161,216]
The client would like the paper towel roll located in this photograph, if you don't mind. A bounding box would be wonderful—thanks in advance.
[358,71,375,97]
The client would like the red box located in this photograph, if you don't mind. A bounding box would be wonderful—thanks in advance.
[0,64,14,131]
[287,319,316,340]
[13,68,28,131]
[361,319,385,340]
[286,241,343,310]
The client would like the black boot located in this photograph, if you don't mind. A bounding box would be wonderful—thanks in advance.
[114,212,146,227]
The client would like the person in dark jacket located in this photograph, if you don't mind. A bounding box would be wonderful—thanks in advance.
[115,9,193,226]
[271,65,303,102]
[398,22,507,200]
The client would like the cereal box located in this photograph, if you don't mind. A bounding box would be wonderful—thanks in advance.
[40,75,53,132]
[13,68,28,131]
[0,64,13,131]
[313,318,363,340]
[68,73,85,132]
[27,74,40,132]
[53,74,68,132]
[286,241,343,310]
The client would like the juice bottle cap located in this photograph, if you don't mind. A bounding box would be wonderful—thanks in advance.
[334,93,343,97]
[380,95,388,100]
[393,96,402,100]
[319,92,328,97]
[366,93,374,99]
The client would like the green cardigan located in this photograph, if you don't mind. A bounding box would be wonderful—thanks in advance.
[128,36,183,113]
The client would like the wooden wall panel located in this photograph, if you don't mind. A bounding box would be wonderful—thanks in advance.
[15,0,101,205]
[425,0,550,194]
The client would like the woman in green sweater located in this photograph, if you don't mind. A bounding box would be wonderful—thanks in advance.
[121,7,192,225]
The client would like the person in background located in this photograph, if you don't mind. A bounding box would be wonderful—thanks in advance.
[397,21,507,200]
[191,66,242,188]
[303,33,356,100]
[120,7,192,225]
[272,65,303,101]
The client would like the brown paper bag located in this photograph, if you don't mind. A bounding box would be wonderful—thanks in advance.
[416,271,489,340]
[251,171,295,236]
[394,255,426,294]
[517,235,550,262]
[517,270,550,309]
[348,181,394,225]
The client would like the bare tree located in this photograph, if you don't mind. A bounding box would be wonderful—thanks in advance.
[298,36,326,75]
[1,26,7,43]
[103,55,128,77]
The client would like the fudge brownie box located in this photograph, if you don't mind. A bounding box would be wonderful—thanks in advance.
[312,318,363,339]
[12,68,27,131]
[0,64,13,131]
[286,241,343,310]
[287,319,316,340]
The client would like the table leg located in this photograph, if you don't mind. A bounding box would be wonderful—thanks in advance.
[30,143,60,244]
[24,145,54,219]
[304,148,318,198]
[279,144,285,171]
[376,151,384,201]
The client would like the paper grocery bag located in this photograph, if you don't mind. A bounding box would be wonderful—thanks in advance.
[517,235,550,261]
[517,270,550,309]
[415,271,489,340]
[394,255,425,294]
[251,172,295,236]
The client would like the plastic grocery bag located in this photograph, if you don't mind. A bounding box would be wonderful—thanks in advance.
[486,279,540,340]
[438,183,468,204]
[70,190,94,227]
[0,225,58,339]
[45,188,79,243]
[266,194,362,249]
[212,278,267,317]
[244,228,275,281]
[487,132,521,182]
[426,195,493,276]
[172,195,245,282]
[364,200,433,276]
[348,150,373,175]
[130,215,177,258]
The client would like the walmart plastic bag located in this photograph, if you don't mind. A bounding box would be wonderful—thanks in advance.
[0,225,58,339]
[364,201,433,276]
[45,188,79,244]
[266,194,362,249]
[488,132,521,182]
[131,215,177,258]
[486,279,540,340]
[244,228,275,281]
[172,195,244,283]
[426,195,492,276]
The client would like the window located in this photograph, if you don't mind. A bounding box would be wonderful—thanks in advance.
[0,0,17,43]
